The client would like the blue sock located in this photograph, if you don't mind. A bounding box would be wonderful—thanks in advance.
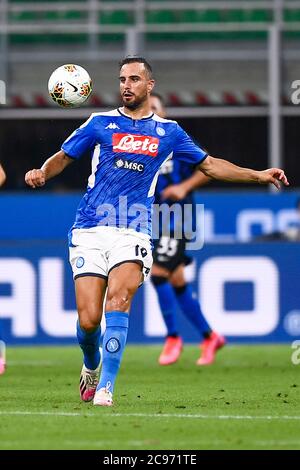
[153,279,179,336]
[174,285,211,339]
[76,321,101,370]
[98,311,129,394]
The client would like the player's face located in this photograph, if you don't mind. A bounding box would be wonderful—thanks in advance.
[119,63,154,110]
[150,96,166,118]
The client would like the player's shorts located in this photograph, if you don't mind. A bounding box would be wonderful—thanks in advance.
[69,226,153,282]
[152,235,193,272]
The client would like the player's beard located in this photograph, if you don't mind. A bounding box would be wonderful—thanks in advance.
[122,91,148,110]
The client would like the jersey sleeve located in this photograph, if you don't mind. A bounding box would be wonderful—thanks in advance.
[173,124,208,165]
[61,114,97,159]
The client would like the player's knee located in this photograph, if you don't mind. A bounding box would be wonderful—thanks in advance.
[77,309,100,333]
[106,287,133,312]
[170,277,186,288]
[170,270,185,288]
[151,275,168,287]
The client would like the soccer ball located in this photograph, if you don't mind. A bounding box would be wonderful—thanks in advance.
[48,64,92,108]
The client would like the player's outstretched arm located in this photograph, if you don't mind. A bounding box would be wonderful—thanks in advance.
[25,150,73,188]
[198,155,289,190]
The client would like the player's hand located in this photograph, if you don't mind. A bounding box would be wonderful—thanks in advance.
[25,169,46,188]
[161,184,188,201]
[257,168,289,190]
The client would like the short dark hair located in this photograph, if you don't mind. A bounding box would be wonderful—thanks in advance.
[150,92,165,106]
[119,56,153,78]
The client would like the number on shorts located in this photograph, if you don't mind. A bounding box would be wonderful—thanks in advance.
[156,236,178,256]
[135,244,148,258]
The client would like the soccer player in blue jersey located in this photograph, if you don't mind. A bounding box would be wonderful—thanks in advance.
[150,93,225,366]
[25,56,288,406]
[0,162,7,375]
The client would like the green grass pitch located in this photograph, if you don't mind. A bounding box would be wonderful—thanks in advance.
[0,344,299,450]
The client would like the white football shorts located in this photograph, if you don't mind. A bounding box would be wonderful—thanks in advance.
[69,226,153,282]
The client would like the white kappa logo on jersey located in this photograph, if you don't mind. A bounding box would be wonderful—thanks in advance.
[105,122,120,130]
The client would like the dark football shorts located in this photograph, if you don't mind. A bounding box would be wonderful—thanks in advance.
[153,235,193,272]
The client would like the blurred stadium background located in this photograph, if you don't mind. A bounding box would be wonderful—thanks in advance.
[1,0,300,345]
[1,0,300,452]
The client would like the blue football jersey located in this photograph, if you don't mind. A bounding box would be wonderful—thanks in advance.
[155,159,195,206]
[62,108,207,237]
[154,159,196,238]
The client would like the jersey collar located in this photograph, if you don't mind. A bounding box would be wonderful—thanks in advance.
[118,107,154,121]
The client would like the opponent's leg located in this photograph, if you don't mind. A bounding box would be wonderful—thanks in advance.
[151,264,183,365]
[171,265,212,338]
[151,264,179,337]
[171,266,226,365]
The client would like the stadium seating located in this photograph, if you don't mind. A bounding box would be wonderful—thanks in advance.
[7,89,292,109]
[5,1,300,109]
[6,1,300,45]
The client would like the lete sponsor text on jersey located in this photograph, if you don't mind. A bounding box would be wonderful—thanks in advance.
[113,133,159,157]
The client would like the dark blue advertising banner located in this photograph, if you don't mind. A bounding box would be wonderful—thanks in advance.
[0,242,300,344]
[1,192,300,344]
